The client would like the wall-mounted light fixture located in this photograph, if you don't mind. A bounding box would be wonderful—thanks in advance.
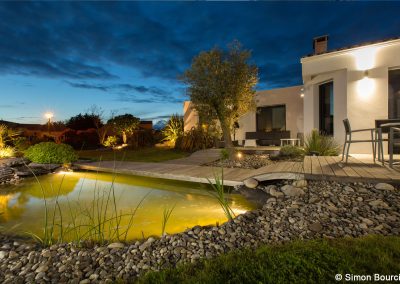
[300,87,304,98]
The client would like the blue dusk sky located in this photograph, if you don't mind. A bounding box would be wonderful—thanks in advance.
[0,2,399,124]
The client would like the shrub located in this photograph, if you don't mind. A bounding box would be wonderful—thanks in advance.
[162,114,184,146]
[279,145,305,158]
[0,146,15,158]
[175,127,214,152]
[103,136,119,148]
[63,129,99,150]
[13,137,31,151]
[220,149,229,160]
[25,142,78,164]
[304,129,340,156]
[127,130,154,148]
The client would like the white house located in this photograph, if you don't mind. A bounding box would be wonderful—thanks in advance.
[302,36,400,154]
[183,36,400,154]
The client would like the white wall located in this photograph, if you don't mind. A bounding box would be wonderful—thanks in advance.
[183,101,199,132]
[235,85,304,141]
[302,39,400,154]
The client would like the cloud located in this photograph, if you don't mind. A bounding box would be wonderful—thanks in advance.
[65,81,185,104]
[0,2,399,89]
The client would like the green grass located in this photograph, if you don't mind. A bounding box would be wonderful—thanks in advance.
[78,146,189,163]
[137,235,400,284]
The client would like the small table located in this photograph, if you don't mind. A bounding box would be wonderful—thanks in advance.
[280,138,301,147]
[379,122,400,166]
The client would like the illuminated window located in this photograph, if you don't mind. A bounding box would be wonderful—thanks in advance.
[256,105,286,132]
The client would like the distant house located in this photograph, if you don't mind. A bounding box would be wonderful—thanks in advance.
[0,120,67,143]
[183,36,400,154]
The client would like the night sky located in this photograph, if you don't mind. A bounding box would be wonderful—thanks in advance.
[0,2,399,124]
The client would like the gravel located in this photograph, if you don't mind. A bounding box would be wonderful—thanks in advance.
[0,180,398,283]
[206,154,275,169]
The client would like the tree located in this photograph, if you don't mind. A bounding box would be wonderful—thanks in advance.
[87,105,108,145]
[66,113,103,130]
[107,114,140,144]
[182,41,258,156]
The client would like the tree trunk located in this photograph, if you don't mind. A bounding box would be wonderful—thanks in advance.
[220,120,234,159]
[122,131,127,144]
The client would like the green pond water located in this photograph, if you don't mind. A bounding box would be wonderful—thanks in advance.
[0,171,256,241]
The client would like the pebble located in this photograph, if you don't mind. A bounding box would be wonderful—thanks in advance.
[0,180,398,283]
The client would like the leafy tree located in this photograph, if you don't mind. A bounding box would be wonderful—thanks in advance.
[87,105,108,144]
[66,113,103,130]
[107,114,140,144]
[182,41,258,156]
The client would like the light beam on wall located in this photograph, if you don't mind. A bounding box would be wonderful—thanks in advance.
[353,46,379,71]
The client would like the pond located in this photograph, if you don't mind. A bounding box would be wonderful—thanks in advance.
[0,171,256,241]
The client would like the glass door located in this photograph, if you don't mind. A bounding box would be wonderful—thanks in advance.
[319,81,334,135]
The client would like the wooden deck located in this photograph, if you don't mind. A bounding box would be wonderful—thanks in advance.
[75,155,400,186]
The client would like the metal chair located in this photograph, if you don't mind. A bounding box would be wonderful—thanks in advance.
[342,119,383,164]
[389,127,400,167]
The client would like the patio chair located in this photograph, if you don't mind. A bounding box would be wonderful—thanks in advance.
[342,119,383,164]
[389,127,400,167]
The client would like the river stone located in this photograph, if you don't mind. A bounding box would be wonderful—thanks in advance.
[309,222,323,232]
[281,185,305,197]
[269,186,284,198]
[244,178,258,189]
[107,242,125,249]
[0,251,7,259]
[375,183,395,191]
[369,199,390,208]
[293,180,307,188]
[262,184,276,194]
[35,265,49,273]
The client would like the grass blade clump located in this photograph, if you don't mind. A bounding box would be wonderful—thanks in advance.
[208,168,235,221]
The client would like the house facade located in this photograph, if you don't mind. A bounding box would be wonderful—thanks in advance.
[302,37,400,153]
[183,36,400,154]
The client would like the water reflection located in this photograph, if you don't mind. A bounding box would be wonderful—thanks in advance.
[0,171,256,240]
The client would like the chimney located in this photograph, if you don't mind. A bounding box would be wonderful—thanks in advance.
[313,35,329,55]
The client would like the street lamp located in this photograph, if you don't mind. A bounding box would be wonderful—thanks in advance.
[44,112,54,134]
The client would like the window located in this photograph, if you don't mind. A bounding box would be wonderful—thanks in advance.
[389,69,400,119]
[256,105,286,132]
[319,81,334,135]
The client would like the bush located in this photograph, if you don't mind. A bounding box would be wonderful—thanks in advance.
[279,145,305,158]
[127,130,154,148]
[63,129,99,150]
[13,137,31,151]
[175,127,214,152]
[220,149,229,160]
[162,114,184,146]
[0,146,15,158]
[304,129,340,156]
[25,142,78,164]
[103,136,119,148]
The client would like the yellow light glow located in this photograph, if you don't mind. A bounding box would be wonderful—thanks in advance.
[44,112,54,120]
[236,152,243,159]
[353,46,379,71]
[57,170,73,175]
[357,77,375,99]
[300,93,304,98]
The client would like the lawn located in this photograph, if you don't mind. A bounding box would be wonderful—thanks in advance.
[78,145,189,163]
[137,235,400,284]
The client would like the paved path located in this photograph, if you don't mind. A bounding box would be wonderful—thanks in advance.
[161,149,221,165]
[75,154,400,186]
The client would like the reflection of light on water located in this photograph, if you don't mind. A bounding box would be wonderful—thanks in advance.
[57,170,73,175]
[232,208,247,215]
[185,194,194,201]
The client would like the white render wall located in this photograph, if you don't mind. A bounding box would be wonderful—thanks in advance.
[183,101,199,132]
[302,39,400,154]
[235,86,304,142]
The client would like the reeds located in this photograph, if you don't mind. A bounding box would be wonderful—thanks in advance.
[208,168,235,221]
